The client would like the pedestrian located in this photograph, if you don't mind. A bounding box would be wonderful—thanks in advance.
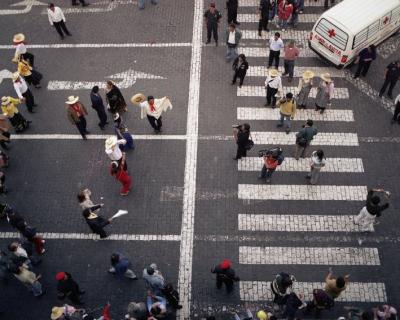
[211,259,240,293]
[232,54,249,88]
[258,148,284,183]
[288,0,300,28]
[305,289,334,317]
[1,97,30,133]
[225,23,242,62]
[12,55,42,89]
[11,264,45,297]
[15,220,46,254]
[8,240,41,268]
[278,0,293,31]
[147,291,168,319]
[306,149,326,184]
[0,171,5,194]
[354,188,390,231]
[276,92,296,133]
[324,269,350,299]
[110,153,131,196]
[162,283,183,310]
[294,119,317,160]
[108,253,138,279]
[12,33,34,67]
[268,32,284,68]
[296,70,314,109]
[77,188,96,210]
[105,81,127,114]
[6,208,25,230]
[282,292,305,320]
[227,0,239,24]
[105,136,127,169]
[142,263,165,295]
[90,86,108,130]
[72,0,89,6]
[65,96,89,139]
[375,305,397,320]
[138,0,158,10]
[82,205,114,238]
[391,93,400,124]
[116,125,135,151]
[283,41,300,82]
[233,123,251,160]
[264,68,283,107]
[50,305,80,320]
[55,272,85,305]
[258,0,270,36]
[315,73,334,114]
[0,149,10,167]
[353,45,376,79]
[204,3,222,46]
[126,301,148,320]
[379,60,400,99]
[47,3,71,40]
[12,72,36,113]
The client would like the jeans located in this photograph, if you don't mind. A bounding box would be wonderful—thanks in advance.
[31,280,43,296]
[278,112,291,129]
[393,102,400,122]
[279,18,288,29]
[260,165,275,180]
[289,11,299,26]
[266,86,278,106]
[283,60,295,78]
[268,50,280,68]
[294,142,309,159]
[226,46,238,62]
[298,0,304,11]
[138,0,158,9]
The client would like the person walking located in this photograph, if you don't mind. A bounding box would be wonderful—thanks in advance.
[379,60,400,99]
[110,152,131,196]
[12,72,36,113]
[108,253,138,279]
[16,221,46,255]
[268,32,284,68]
[305,289,334,317]
[12,33,34,67]
[66,96,89,139]
[162,283,183,310]
[258,0,270,36]
[264,68,283,107]
[211,259,240,293]
[82,205,115,238]
[315,73,334,114]
[294,119,317,160]
[90,86,108,130]
[105,136,127,168]
[116,125,135,151]
[353,45,376,79]
[11,264,45,297]
[233,123,250,160]
[288,0,300,28]
[354,188,390,231]
[225,23,242,62]
[276,92,296,133]
[232,54,249,88]
[105,81,127,114]
[258,148,284,183]
[0,115,11,150]
[8,240,42,268]
[47,4,71,40]
[283,41,300,82]
[296,70,314,109]
[204,3,222,46]
[227,0,239,25]
[13,56,42,89]
[278,0,293,31]
[1,96,30,132]
[306,149,325,184]
[77,188,96,210]
[391,93,400,124]
[324,269,350,299]
[142,263,165,295]
[55,272,85,305]
[138,0,158,9]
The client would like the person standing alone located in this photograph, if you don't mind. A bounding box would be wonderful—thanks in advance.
[379,60,400,99]
[283,41,300,82]
[227,0,239,25]
[268,32,284,69]
[211,259,240,293]
[258,0,270,36]
[232,54,249,88]
[65,96,89,139]
[204,3,222,46]
[353,45,376,79]
[225,23,242,62]
[90,86,108,130]
[47,4,71,40]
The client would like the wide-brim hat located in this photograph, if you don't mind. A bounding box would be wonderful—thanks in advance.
[268,68,280,77]
[12,72,20,81]
[11,57,19,63]
[105,136,118,150]
[130,93,146,105]
[1,97,11,106]
[302,70,315,80]
[256,310,268,320]
[65,96,79,104]
[50,307,64,320]
[13,33,25,43]
[320,72,332,82]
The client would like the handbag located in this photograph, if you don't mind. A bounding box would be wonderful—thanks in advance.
[296,136,307,147]
[245,134,254,150]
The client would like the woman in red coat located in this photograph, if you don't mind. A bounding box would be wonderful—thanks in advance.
[278,0,293,31]
[110,153,131,196]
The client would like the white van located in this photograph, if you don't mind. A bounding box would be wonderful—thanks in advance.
[309,0,400,68]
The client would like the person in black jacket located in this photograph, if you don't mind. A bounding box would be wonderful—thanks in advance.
[55,271,85,305]
[233,123,250,160]
[90,86,108,130]
[227,0,239,25]
[258,0,270,36]
[82,205,114,239]
[232,54,249,87]
[211,259,239,293]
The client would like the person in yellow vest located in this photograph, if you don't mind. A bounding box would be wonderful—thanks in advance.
[12,56,42,89]
[276,92,296,133]
[1,97,30,132]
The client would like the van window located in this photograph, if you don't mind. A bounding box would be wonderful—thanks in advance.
[391,6,400,22]
[315,18,348,51]
[380,12,392,29]
[352,20,380,49]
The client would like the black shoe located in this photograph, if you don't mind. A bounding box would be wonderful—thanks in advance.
[82,135,87,140]
[84,130,90,134]
[99,125,105,130]
[258,31,262,37]
[379,93,383,97]
[233,157,239,160]
[231,81,236,85]
[234,21,240,25]
[388,94,393,99]
[276,123,283,127]
[264,102,270,106]
[82,3,89,6]
[28,110,35,113]
[60,36,64,40]
[215,42,218,46]
[67,33,72,36]
[205,41,210,44]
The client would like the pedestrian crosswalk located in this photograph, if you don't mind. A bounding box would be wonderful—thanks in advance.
[234,0,387,308]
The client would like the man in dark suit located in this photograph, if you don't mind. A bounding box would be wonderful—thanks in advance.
[227,0,240,25]
[90,86,108,130]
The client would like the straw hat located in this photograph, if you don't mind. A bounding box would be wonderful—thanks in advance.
[65,96,79,105]
[320,72,332,82]
[11,57,19,63]
[256,310,268,320]
[105,136,118,150]
[1,97,11,106]
[50,307,64,320]
[12,72,20,81]
[131,93,146,105]
[302,70,315,80]
[268,68,280,77]
[13,33,25,43]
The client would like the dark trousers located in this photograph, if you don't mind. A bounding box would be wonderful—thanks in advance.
[53,21,71,38]
[379,77,398,97]
[354,60,371,77]
[260,165,275,180]
[22,89,35,112]
[75,117,87,138]
[258,18,269,32]
[147,115,162,131]
[95,109,108,128]
[266,86,278,106]
[216,275,234,293]
[207,24,218,42]
[23,75,40,87]
[283,59,295,78]
[268,50,280,68]
[233,71,246,86]
[235,144,247,159]
[21,52,34,67]
[393,103,400,123]
[72,0,86,4]
[227,6,238,23]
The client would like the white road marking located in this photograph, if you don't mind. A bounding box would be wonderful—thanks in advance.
[240,281,387,302]
[237,13,319,23]
[238,86,350,99]
[242,30,310,40]
[40,0,137,14]
[238,157,364,172]
[237,107,354,122]
[238,184,367,201]
[0,0,47,15]
[177,0,202,318]
[12,134,187,140]
[247,66,345,78]
[239,246,380,265]
[238,46,316,58]
[238,214,372,232]
[239,0,332,6]
[0,43,192,49]
[0,69,13,86]
[376,34,400,59]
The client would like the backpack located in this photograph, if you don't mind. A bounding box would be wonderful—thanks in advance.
[313,289,335,309]
[272,272,292,295]
[267,147,285,165]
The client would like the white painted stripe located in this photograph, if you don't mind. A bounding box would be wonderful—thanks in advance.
[237,107,354,122]
[242,30,309,40]
[251,132,359,146]
[239,246,380,265]
[240,281,386,302]
[238,86,350,99]
[238,184,367,201]
[178,0,202,318]
[40,0,137,14]
[238,46,316,58]
[237,13,319,23]
[0,0,47,15]
[12,134,187,140]
[247,66,345,78]
[239,0,333,7]
[0,43,191,49]
[238,157,364,172]
[238,214,373,232]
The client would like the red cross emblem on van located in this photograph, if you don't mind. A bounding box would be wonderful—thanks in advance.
[328,29,336,38]
[383,16,389,24]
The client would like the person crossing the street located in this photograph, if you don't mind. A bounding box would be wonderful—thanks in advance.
[1,96,30,132]
[226,0,240,25]
[12,72,36,114]
[379,60,400,99]
[12,33,35,67]
[12,55,42,89]
[258,147,284,183]
[225,23,242,62]
[315,73,334,114]
[324,269,350,299]
[232,54,249,88]
[65,96,89,139]
[55,272,85,305]
[306,149,326,184]
[90,86,108,130]
[296,70,314,109]
[276,92,296,133]
[47,4,72,40]
[264,68,283,107]
[282,41,300,82]
[258,0,270,36]
[211,259,240,293]
[391,93,400,124]
[294,119,317,160]
[268,32,284,68]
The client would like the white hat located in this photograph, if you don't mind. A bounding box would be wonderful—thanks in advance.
[320,72,332,82]
[65,96,79,104]
[131,93,146,105]
[12,72,20,81]
[1,97,11,106]
[268,68,280,77]
[105,136,118,150]
[302,70,315,80]
[13,33,25,43]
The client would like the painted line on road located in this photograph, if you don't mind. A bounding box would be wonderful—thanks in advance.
[247,66,345,78]
[238,46,316,58]
[240,281,386,302]
[12,134,187,140]
[238,184,367,201]
[242,30,309,40]
[376,34,400,59]
[238,86,350,99]
[237,13,319,23]
[238,214,372,232]
[0,43,192,49]
[239,0,331,7]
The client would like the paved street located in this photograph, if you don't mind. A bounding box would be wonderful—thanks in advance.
[0,0,400,319]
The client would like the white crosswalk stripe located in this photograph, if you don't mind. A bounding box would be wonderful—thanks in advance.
[242,30,310,40]
[238,157,364,172]
[238,214,372,232]
[237,107,354,122]
[247,66,345,78]
[238,46,317,57]
[238,86,350,99]
[238,184,367,201]
[240,281,387,302]
[237,13,320,23]
[239,0,330,7]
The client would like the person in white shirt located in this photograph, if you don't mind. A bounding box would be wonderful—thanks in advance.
[306,149,326,185]
[47,3,71,40]
[268,32,284,69]
[105,136,127,162]
[12,33,34,67]
[225,23,242,62]
[391,93,400,124]
[264,68,283,107]
[12,72,36,113]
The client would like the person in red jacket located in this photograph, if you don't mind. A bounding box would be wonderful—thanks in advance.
[258,150,284,183]
[278,0,293,31]
[110,152,131,196]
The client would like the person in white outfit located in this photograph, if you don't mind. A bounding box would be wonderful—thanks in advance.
[306,150,325,185]
[264,68,283,107]
[47,3,71,40]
